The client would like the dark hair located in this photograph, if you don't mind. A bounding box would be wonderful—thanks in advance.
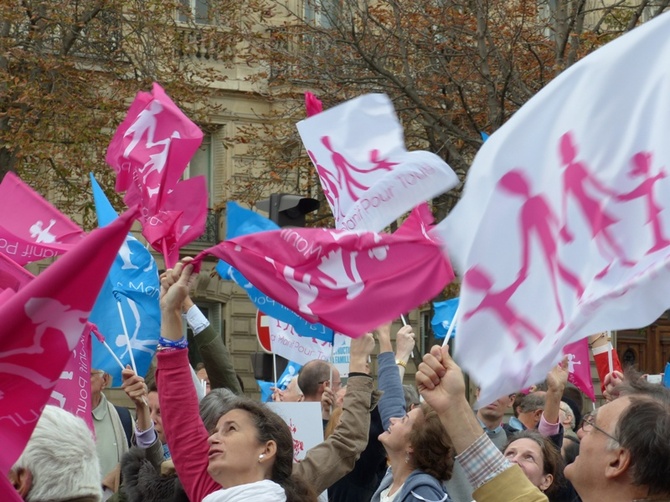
[297,360,331,398]
[615,396,670,496]
[561,435,580,465]
[408,404,454,481]
[231,399,317,502]
[195,362,206,372]
[518,392,546,413]
[504,429,564,498]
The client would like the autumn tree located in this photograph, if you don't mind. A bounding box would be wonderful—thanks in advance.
[238,0,669,224]
[0,0,268,227]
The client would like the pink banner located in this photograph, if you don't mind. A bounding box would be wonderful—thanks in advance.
[562,338,595,402]
[47,330,94,433]
[196,204,454,337]
[0,207,138,473]
[0,172,86,265]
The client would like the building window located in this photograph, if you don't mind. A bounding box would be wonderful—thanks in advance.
[179,0,210,24]
[304,0,340,28]
[185,133,213,206]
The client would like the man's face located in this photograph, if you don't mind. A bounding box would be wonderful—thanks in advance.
[90,370,106,397]
[565,396,630,495]
[477,392,515,423]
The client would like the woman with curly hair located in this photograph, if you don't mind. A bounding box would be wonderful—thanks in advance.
[370,323,453,502]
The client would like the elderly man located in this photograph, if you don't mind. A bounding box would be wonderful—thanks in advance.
[417,344,670,502]
[9,405,102,501]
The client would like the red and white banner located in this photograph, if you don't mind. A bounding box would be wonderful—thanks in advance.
[197,204,454,338]
[0,172,85,265]
[297,93,458,232]
[434,13,670,405]
[269,317,333,367]
[0,207,137,473]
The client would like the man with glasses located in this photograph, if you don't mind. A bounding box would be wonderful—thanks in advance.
[416,344,670,502]
[564,376,670,502]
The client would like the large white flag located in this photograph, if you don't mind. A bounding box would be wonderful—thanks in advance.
[434,13,670,405]
[297,94,458,231]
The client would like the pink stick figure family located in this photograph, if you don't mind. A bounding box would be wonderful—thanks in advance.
[464,132,668,350]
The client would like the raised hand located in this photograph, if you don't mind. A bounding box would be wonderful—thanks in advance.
[416,344,466,415]
[395,325,416,362]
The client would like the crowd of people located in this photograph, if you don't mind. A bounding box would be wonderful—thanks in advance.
[7,258,670,502]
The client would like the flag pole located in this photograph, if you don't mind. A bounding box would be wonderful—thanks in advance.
[606,331,614,375]
[442,306,459,347]
[400,314,414,358]
[117,301,137,374]
[273,353,278,389]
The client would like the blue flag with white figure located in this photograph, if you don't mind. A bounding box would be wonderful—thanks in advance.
[257,361,303,402]
[216,202,334,343]
[89,174,161,385]
[432,297,459,339]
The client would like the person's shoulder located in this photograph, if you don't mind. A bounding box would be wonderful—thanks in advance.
[404,471,447,501]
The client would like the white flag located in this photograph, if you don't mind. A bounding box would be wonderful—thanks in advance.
[434,13,670,405]
[297,94,458,231]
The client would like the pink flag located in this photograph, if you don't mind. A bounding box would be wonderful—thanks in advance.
[305,92,323,117]
[47,329,95,433]
[106,82,203,212]
[141,175,208,268]
[0,474,24,502]
[195,205,454,337]
[0,207,138,473]
[0,252,34,293]
[0,172,86,265]
[562,339,595,402]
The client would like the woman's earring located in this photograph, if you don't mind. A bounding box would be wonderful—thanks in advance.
[258,454,265,462]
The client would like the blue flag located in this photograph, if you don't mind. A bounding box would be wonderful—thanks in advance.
[256,361,303,402]
[480,131,490,141]
[216,202,334,343]
[89,174,161,385]
[432,297,459,339]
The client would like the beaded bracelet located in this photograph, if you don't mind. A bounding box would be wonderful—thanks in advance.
[158,336,188,349]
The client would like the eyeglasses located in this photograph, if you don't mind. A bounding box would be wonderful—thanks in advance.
[581,413,619,444]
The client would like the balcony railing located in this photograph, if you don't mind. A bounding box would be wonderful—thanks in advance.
[193,209,220,245]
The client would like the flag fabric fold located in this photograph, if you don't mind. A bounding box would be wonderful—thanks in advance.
[433,12,670,405]
[297,93,458,232]
[0,172,86,265]
[0,207,138,473]
[216,202,334,342]
[196,204,454,337]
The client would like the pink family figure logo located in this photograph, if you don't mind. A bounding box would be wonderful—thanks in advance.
[462,266,543,351]
[29,219,58,244]
[0,298,88,390]
[617,151,670,254]
[559,133,634,277]
[123,100,162,158]
[320,136,396,202]
[308,149,344,221]
[497,169,584,329]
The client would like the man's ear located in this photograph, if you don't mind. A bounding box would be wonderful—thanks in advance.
[9,467,32,498]
[605,447,632,480]
[534,409,544,421]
